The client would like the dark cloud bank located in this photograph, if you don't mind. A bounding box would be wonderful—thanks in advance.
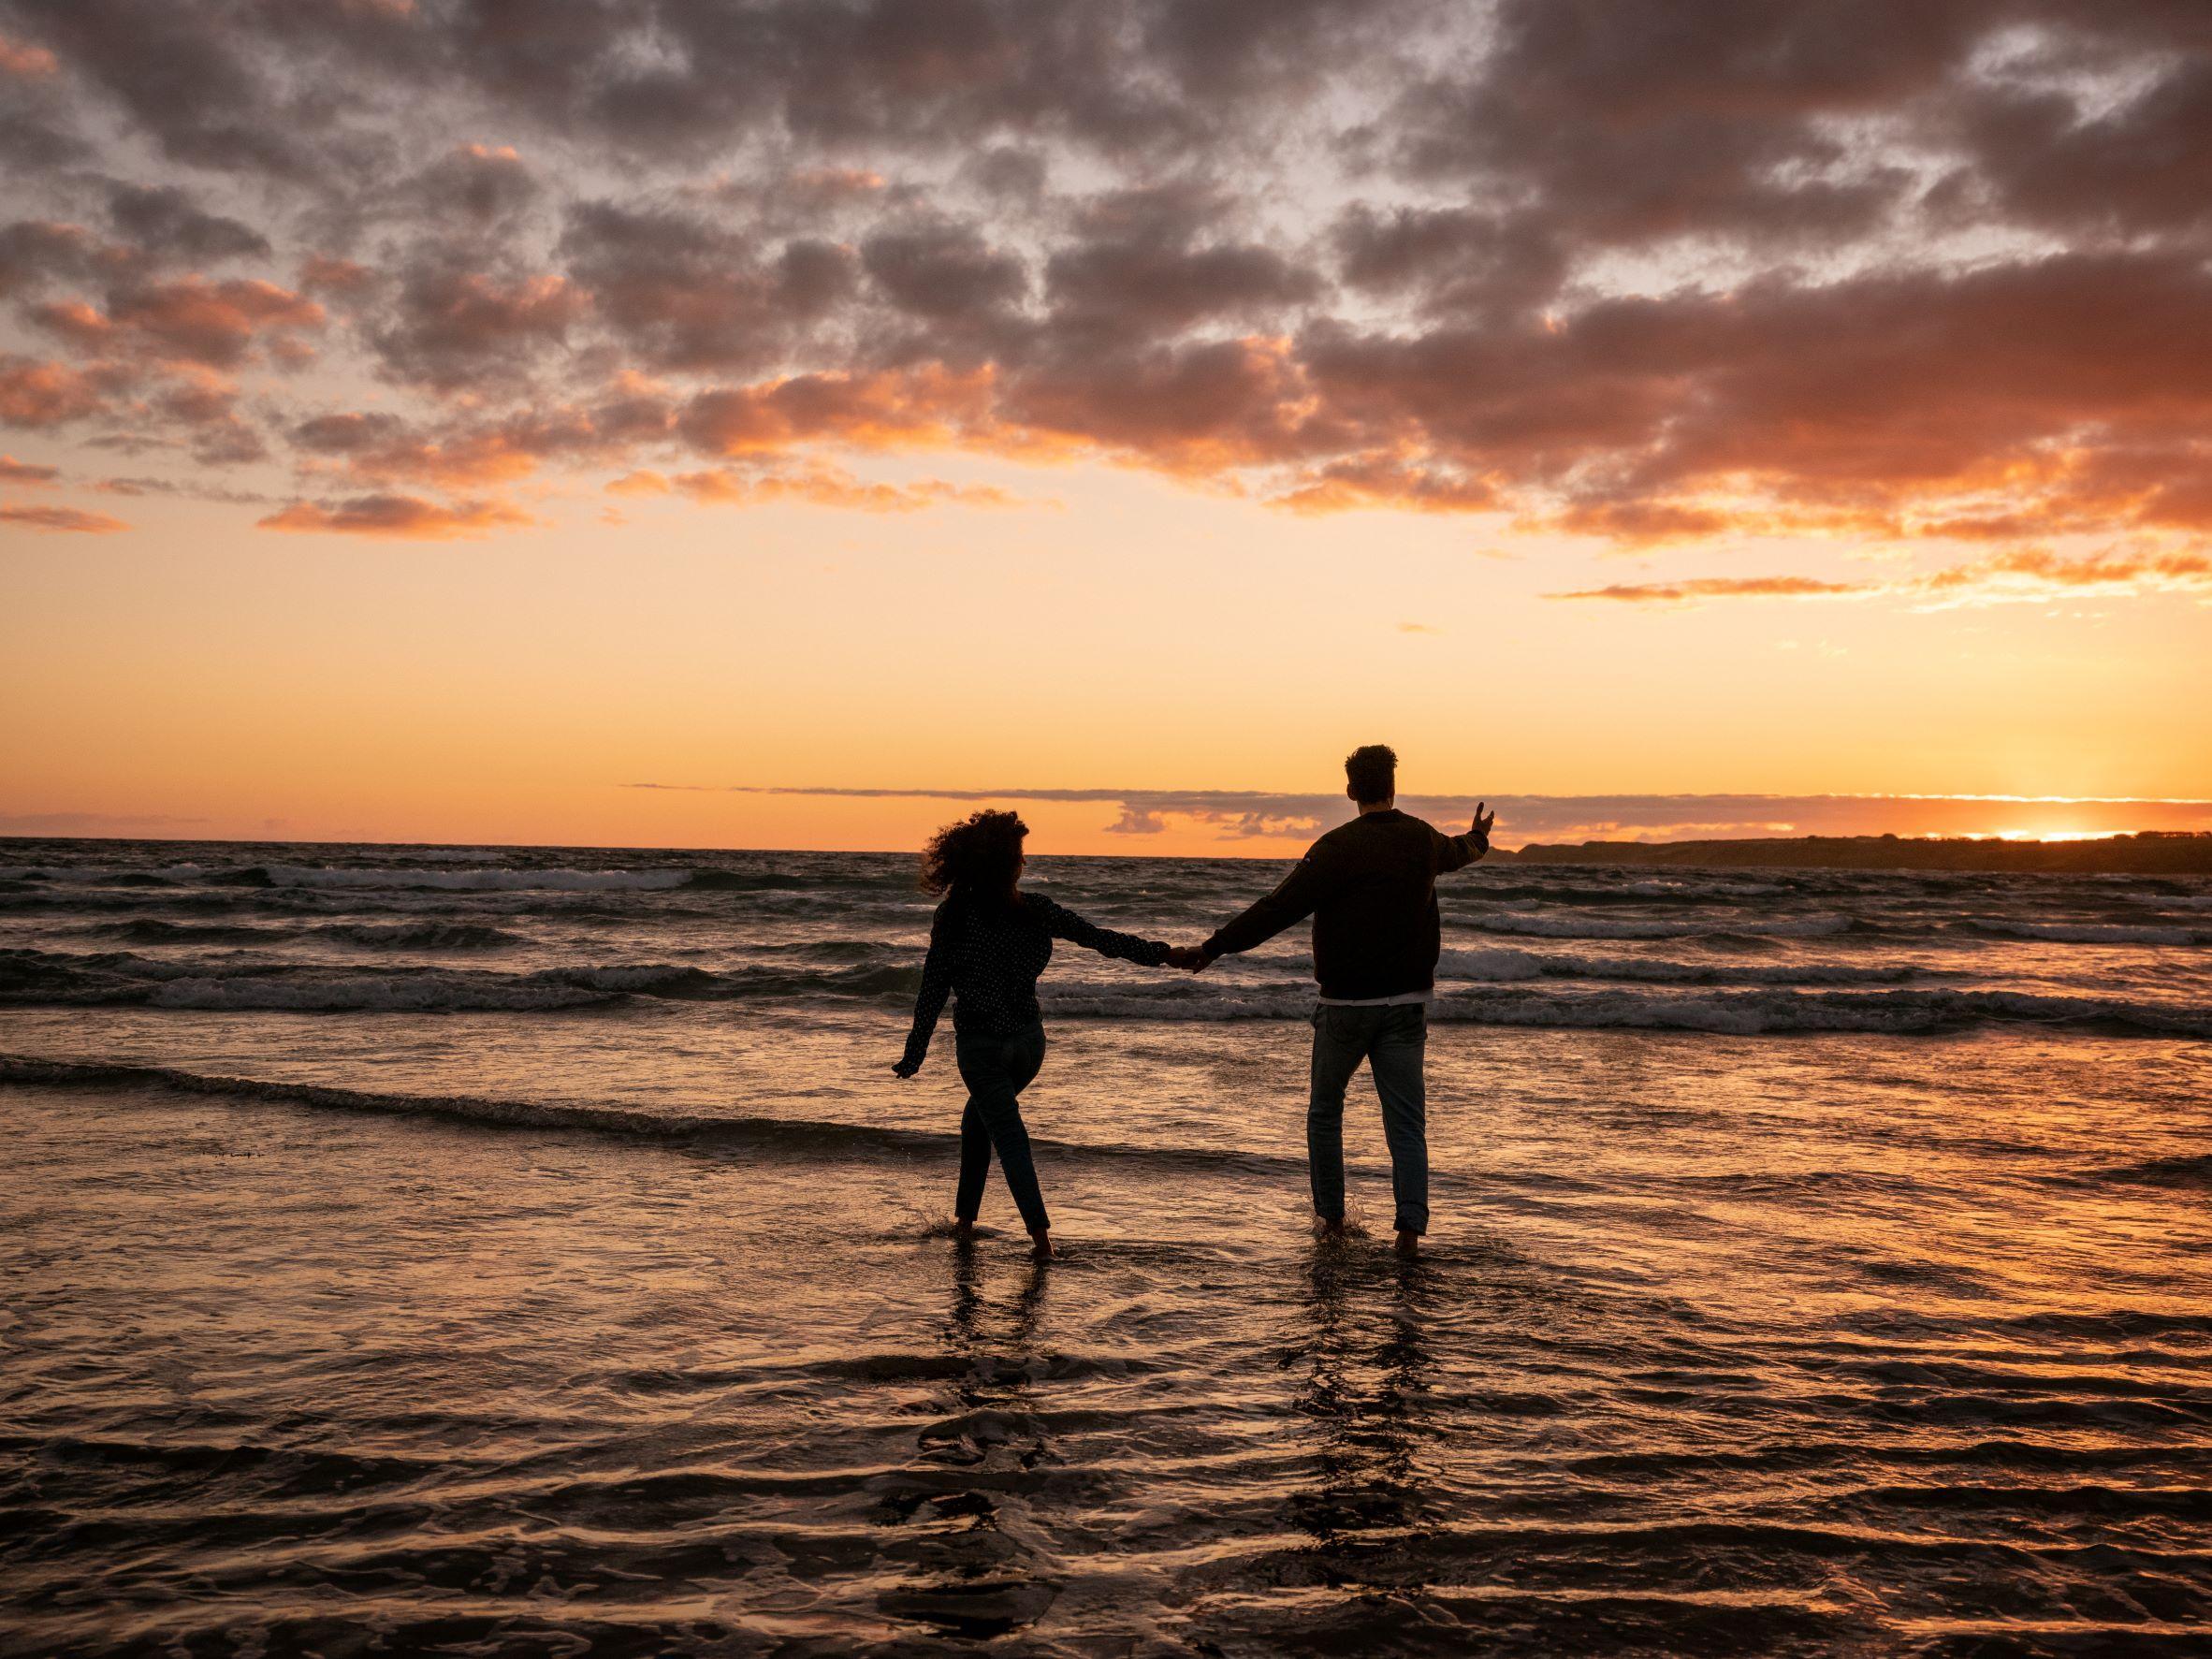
[1,0,2210,596]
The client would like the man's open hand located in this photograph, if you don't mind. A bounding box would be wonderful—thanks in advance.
[1472,801,1496,841]
[892,1057,920,1078]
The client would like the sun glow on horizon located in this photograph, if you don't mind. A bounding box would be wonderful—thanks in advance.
[1977,828,2131,843]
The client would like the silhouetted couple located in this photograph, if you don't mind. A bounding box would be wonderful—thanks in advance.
[894,745,1493,1260]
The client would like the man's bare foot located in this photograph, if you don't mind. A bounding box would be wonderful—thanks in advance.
[952,1217,978,1240]
[1029,1230,1054,1261]
[1394,1230,1421,1259]
[1313,1215,1347,1241]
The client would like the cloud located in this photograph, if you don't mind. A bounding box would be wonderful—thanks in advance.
[1,502,127,531]
[403,143,540,225]
[1550,501,1737,544]
[1548,549,2212,606]
[1382,0,1944,250]
[5,0,397,179]
[0,30,56,77]
[283,389,677,491]
[1274,458,1499,515]
[1042,194,1322,334]
[1550,575,1870,604]
[1333,206,1566,321]
[371,268,585,390]
[255,493,536,539]
[557,200,854,372]
[656,462,1027,513]
[0,355,113,427]
[298,253,373,299]
[678,366,997,458]
[864,221,1028,325]
[95,473,273,504]
[0,219,127,298]
[35,275,325,368]
[619,782,2212,846]
[1,0,2209,558]
[106,182,269,265]
[0,453,58,484]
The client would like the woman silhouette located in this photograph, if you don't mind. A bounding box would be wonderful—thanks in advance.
[892,809,1189,1259]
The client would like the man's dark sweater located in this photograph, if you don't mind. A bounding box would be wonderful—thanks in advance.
[1202,808,1488,999]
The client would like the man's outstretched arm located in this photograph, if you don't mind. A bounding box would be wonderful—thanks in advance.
[1435,801,1497,874]
[1201,854,1325,964]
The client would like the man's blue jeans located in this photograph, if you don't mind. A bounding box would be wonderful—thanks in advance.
[1308,1001,1430,1235]
[953,1020,1051,1233]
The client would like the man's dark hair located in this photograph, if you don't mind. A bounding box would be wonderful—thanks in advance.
[1345,744,1397,805]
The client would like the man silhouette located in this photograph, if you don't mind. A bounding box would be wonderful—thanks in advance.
[1184,747,1492,1257]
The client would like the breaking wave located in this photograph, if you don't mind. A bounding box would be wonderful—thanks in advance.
[17,861,786,895]
[74,919,526,950]
[1966,919,2208,946]
[0,1054,1303,1176]
[316,921,529,950]
[1432,947,1925,985]
[1464,910,1860,941]
[0,948,918,1011]
[1035,982,2212,1038]
[5,940,2198,1033]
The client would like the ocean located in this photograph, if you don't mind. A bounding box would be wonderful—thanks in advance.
[3,837,2208,1655]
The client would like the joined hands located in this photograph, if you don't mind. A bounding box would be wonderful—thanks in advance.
[1164,944,1213,973]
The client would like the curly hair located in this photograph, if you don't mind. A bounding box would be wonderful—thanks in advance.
[919,808,1029,899]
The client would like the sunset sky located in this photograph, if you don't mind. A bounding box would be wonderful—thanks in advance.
[3,0,2209,854]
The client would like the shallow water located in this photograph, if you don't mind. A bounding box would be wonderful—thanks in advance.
[2,838,2209,1653]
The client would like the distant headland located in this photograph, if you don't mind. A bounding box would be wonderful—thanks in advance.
[1497,832,2212,875]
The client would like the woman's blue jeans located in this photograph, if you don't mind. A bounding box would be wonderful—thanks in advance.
[953,1020,1051,1233]
[1308,1001,1430,1235]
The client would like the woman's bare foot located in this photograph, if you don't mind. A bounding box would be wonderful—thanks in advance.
[1029,1229,1054,1261]
[952,1217,978,1241]
[1394,1229,1421,1259]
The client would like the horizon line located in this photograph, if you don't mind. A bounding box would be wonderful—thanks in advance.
[4,827,2206,862]
[625,784,2212,808]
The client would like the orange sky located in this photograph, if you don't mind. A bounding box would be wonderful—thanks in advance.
[6,458,2207,854]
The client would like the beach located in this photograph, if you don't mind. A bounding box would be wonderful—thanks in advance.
[4,839,2209,1653]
